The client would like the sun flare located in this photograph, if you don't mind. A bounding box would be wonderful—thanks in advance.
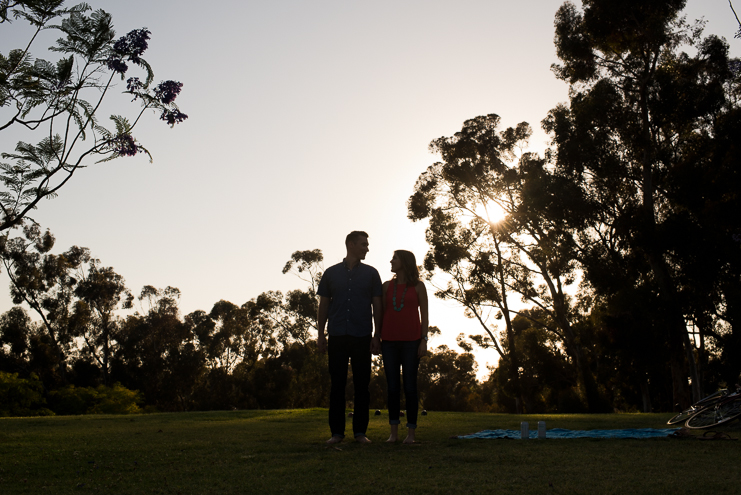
[475,200,508,224]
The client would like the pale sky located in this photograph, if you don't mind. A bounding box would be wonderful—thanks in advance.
[2,0,738,377]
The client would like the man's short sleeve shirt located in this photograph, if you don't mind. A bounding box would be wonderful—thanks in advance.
[317,261,383,337]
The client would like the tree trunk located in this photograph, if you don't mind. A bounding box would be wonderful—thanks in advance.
[670,355,689,411]
[502,316,524,414]
[560,319,604,412]
[640,380,652,413]
[638,69,700,406]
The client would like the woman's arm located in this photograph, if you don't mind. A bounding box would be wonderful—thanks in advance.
[416,282,429,357]
[381,281,389,313]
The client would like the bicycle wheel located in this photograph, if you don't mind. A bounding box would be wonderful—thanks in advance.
[695,389,727,406]
[685,397,741,429]
[668,406,702,425]
[667,390,727,425]
[712,396,741,426]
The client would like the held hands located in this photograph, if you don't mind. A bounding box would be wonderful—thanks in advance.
[418,339,427,358]
[371,336,382,355]
[317,334,327,354]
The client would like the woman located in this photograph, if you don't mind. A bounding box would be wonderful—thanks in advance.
[379,250,428,444]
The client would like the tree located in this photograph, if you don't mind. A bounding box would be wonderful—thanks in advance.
[0,305,34,372]
[245,291,308,349]
[186,300,255,373]
[483,310,584,413]
[240,250,324,355]
[418,344,482,412]
[280,249,324,343]
[112,285,204,411]
[71,258,132,385]
[544,0,740,406]
[408,114,604,411]
[0,0,186,231]
[0,225,136,388]
[0,224,84,383]
[587,295,678,412]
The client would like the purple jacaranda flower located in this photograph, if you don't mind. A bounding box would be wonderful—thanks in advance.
[107,58,128,74]
[126,77,144,101]
[126,77,143,92]
[110,134,139,156]
[111,29,151,68]
[113,28,150,57]
[154,80,183,105]
[733,233,741,243]
[160,109,188,127]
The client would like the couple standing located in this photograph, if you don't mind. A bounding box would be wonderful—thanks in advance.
[316,231,429,444]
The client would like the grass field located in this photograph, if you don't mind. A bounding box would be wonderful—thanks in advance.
[1,409,740,494]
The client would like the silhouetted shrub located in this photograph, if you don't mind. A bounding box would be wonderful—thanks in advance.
[48,383,143,415]
[0,371,53,416]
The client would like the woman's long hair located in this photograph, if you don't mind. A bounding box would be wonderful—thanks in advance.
[394,250,420,286]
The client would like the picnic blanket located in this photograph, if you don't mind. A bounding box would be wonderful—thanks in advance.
[457,428,679,440]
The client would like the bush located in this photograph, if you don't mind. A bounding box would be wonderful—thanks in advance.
[90,383,143,414]
[48,383,143,415]
[0,371,54,416]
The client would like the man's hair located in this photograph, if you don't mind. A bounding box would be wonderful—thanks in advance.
[345,231,369,246]
[394,250,420,285]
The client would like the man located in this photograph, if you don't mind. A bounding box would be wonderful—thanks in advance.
[317,231,383,444]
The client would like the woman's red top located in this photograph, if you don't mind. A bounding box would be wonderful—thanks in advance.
[381,280,421,341]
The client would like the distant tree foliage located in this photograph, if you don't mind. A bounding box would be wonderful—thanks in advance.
[0,236,494,415]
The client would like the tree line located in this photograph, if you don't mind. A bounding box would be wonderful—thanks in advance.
[0,234,496,415]
[2,1,740,416]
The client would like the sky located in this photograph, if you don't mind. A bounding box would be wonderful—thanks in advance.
[1,0,739,378]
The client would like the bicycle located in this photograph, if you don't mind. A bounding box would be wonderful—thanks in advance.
[685,391,741,429]
[667,389,730,425]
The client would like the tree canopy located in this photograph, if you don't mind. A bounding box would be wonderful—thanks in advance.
[0,0,186,231]
[409,0,740,412]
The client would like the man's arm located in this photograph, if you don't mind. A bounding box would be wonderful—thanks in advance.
[371,295,383,354]
[317,296,330,354]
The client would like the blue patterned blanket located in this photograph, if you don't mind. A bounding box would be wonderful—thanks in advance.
[458,428,679,439]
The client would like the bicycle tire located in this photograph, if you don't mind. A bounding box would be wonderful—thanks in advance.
[712,396,741,426]
[668,407,703,425]
[666,390,727,425]
[695,389,728,406]
[685,396,741,429]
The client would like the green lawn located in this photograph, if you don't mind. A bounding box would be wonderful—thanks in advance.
[1,409,739,494]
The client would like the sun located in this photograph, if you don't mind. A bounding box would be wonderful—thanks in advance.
[475,200,508,224]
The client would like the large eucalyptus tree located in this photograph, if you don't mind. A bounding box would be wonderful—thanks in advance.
[544,0,740,405]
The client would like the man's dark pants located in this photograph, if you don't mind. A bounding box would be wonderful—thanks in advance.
[328,334,372,438]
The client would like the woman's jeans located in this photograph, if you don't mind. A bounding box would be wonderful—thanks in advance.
[381,340,420,429]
